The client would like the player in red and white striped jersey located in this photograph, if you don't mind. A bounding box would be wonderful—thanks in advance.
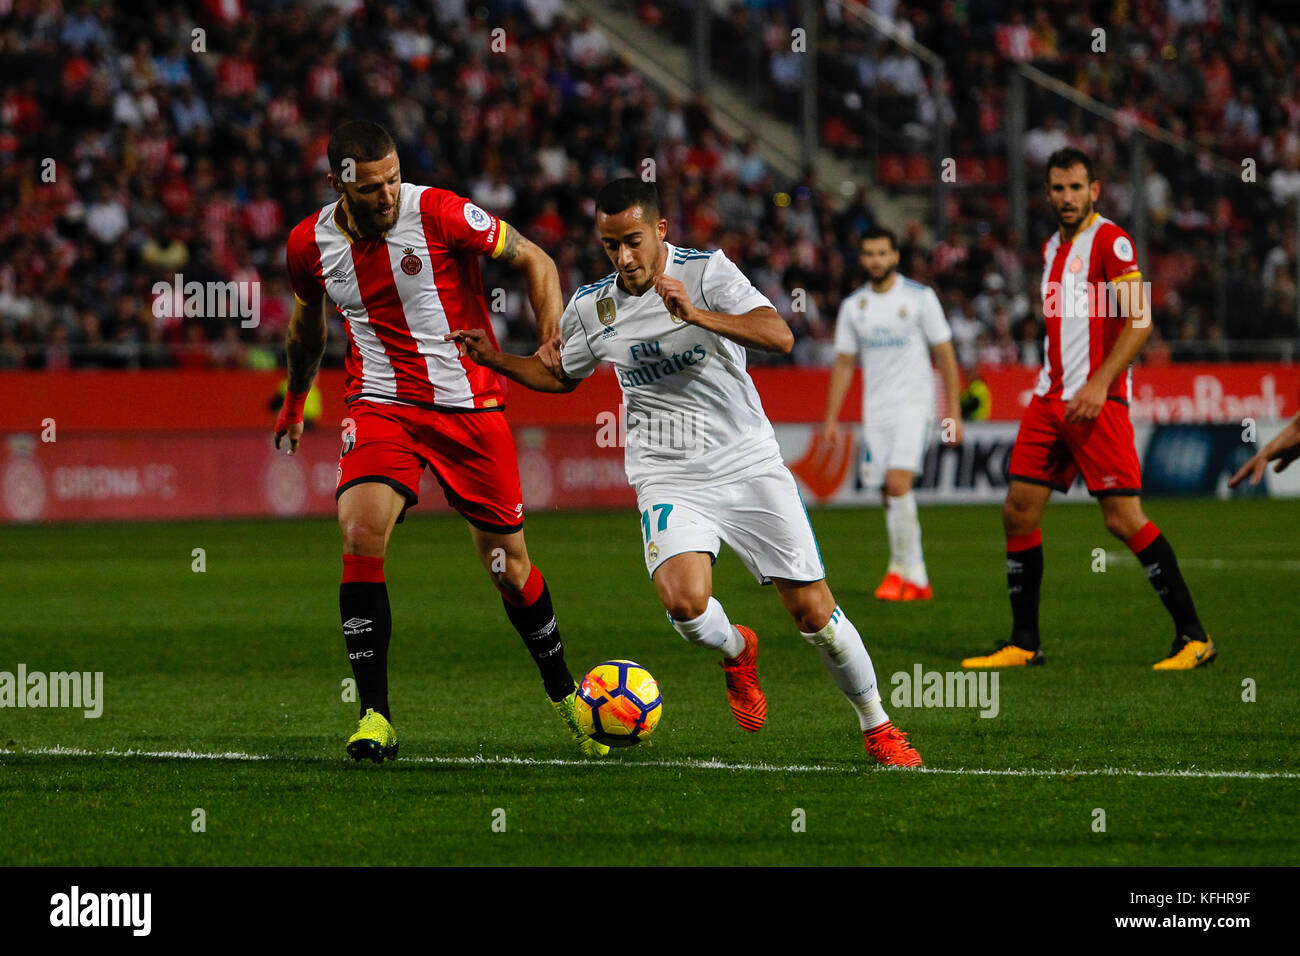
[274,121,607,761]
[962,148,1215,671]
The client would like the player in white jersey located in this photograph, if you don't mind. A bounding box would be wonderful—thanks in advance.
[821,228,962,601]
[450,178,922,766]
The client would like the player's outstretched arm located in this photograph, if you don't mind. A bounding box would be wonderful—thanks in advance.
[274,296,327,454]
[446,328,579,394]
[1228,411,1300,488]
[493,223,563,346]
[1065,274,1151,423]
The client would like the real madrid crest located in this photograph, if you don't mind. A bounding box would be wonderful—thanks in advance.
[400,247,422,275]
[647,541,659,562]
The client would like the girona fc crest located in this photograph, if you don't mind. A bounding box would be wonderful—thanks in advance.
[400,247,422,275]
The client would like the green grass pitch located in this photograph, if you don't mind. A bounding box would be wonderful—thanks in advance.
[2,498,1296,866]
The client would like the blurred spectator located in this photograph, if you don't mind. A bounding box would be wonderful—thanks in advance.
[1023,113,1070,168]
[5,0,1297,375]
[1268,155,1300,207]
[84,184,130,247]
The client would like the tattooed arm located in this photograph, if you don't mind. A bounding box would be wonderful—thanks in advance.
[286,295,326,393]
[274,295,326,454]
[492,222,563,346]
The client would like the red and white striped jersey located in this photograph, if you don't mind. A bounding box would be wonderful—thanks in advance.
[1035,211,1143,402]
[286,184,509,410]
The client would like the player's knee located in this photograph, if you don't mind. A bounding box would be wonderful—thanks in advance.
[1001,497,1037,535]
[794,607,832,634]
[661,587,710,622]
[492,555,532,594]
[1102,507,1143,540]
[884,475,912,498]
[340,520,387,557]
[800,610,838,646]
[785,586,835,634]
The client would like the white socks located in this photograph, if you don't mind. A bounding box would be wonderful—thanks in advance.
[670,596,745,658]
[801,608,888,731]
[884,490,927,586]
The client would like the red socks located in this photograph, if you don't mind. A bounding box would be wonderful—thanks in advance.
[342,554,385,583]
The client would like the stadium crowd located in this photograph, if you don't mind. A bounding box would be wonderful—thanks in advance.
[0,0,1295,374]
[640,0,1300,360]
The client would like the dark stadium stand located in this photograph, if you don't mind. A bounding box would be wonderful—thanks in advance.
[0,0,1296,373]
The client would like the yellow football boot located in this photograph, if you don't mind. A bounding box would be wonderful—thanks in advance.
[346,708,398,762]
[552,691,609,757]
[961,641,1044,668]
[1153,637,1217,670]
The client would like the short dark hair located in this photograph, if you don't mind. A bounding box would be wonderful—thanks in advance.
[1044,147,1094,185]
[860,227,897,250]
[595,177,661,219]
[327,121,397,179]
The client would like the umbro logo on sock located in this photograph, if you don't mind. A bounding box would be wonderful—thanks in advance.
[1006,559,1023,574]
[528,618,558,640]
[343,617,373,636]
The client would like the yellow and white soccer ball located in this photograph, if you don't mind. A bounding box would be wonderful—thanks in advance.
[575,660,663,747]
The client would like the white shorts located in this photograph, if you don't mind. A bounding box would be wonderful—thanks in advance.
[636,465,826,584]
[861,408,932,490]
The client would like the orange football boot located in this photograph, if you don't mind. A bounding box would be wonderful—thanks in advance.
[874,571,905,601]
[899,579,933,601]
[720,625,766,732]
[863,721,923,767]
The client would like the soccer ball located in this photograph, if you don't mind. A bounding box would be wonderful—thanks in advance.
[575,660,663,747]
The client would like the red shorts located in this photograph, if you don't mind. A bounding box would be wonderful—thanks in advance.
[1007,395,1142,496]
[336,400,524,532]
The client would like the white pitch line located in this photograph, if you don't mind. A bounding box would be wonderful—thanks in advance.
[0,746,275,762]
[911,766,1300,780]
[1,747,1296,780]
[1107,553,1300,571]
